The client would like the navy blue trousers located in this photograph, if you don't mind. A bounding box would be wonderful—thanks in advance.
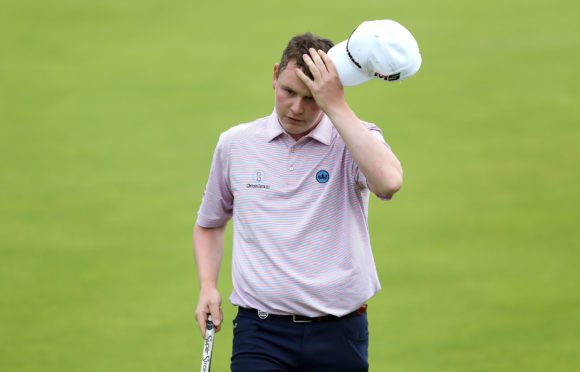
[230,308,369,372]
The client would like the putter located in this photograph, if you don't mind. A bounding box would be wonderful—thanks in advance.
[200,314,215,372]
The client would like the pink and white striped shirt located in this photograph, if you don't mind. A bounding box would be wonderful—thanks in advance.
[196,110,389,317]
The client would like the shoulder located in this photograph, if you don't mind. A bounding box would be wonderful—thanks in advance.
[216,115,270,148]
[358,119,388,145]
[359,119,383,134]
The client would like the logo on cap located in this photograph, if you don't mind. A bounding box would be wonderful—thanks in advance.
[374,72,401,81]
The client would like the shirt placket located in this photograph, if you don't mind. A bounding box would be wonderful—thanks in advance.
[284,135,301,187]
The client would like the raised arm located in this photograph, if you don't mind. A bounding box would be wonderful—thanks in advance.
[296,48,403,199]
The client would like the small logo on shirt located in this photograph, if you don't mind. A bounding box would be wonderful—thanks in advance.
[316,170,330,183]
[254,170,266,183]
[247,170,270,189]
[246,183,270,189]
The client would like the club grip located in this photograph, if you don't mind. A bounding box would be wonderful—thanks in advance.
[206,314,215,331]
[201,315,215,372]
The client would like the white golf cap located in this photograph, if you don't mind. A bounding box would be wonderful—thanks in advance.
[327,20,422,86]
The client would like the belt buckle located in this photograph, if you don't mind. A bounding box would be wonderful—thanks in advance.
[292,315,312,323]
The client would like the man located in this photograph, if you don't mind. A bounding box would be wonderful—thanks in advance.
[194,31,404,371]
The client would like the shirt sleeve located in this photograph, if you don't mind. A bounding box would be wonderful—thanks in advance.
[353,124,393,201]
[196,133,234,227]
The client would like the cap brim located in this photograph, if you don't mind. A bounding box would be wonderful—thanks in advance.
[327,40,373,87]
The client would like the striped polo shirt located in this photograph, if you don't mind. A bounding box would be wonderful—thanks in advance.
[196,109,389,317]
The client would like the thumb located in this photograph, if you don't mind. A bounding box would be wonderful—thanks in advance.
[209,304,221,327]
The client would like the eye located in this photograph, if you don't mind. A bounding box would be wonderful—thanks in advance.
[285,89,295,96]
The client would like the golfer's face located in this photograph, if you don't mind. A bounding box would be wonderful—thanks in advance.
[273,61,323,139]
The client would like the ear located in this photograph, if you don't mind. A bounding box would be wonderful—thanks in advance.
[273,63,279,90]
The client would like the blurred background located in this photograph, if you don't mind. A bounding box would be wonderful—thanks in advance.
[1,0,578,370]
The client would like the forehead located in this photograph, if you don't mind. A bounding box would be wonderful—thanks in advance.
[278,61,312,97]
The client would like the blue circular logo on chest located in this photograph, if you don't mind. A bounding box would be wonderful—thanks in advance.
[316,170,329,183]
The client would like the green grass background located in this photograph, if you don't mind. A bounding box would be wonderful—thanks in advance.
[1,0,578,370]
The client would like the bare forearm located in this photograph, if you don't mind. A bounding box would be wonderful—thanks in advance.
[193,223,226,290]
[326,104,403,198]
[193,223,226,336]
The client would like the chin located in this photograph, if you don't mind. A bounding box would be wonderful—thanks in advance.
[285,123,308,134]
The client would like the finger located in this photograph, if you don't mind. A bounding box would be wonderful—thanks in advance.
[295,68,314,89]
[309,48,328,72]
[301,53,322,82]
[214,308,224,333]
[195,311,207,338]
[209,303,221,328]
[318,49,337,74]
[210,315,222,333]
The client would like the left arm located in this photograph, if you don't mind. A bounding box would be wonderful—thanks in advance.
[297,48,403,199]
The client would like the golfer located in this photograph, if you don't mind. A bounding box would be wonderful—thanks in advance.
[194,24,418,371]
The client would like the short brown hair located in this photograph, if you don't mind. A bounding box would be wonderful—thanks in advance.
[279,32,334,80]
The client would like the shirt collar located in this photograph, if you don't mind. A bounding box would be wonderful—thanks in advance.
[264,110,286,142]
[265,109,333,146]
[305,115,333,146]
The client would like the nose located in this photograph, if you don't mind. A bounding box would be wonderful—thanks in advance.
[290,98,304,114]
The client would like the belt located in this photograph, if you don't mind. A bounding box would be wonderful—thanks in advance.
[239,304,367,323]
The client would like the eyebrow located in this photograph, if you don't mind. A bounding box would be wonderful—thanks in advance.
[281,84,313,100]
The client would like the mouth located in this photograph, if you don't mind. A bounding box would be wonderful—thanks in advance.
[286,116,303,123]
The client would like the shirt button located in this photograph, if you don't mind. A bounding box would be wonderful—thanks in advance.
[289,166,294,171]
